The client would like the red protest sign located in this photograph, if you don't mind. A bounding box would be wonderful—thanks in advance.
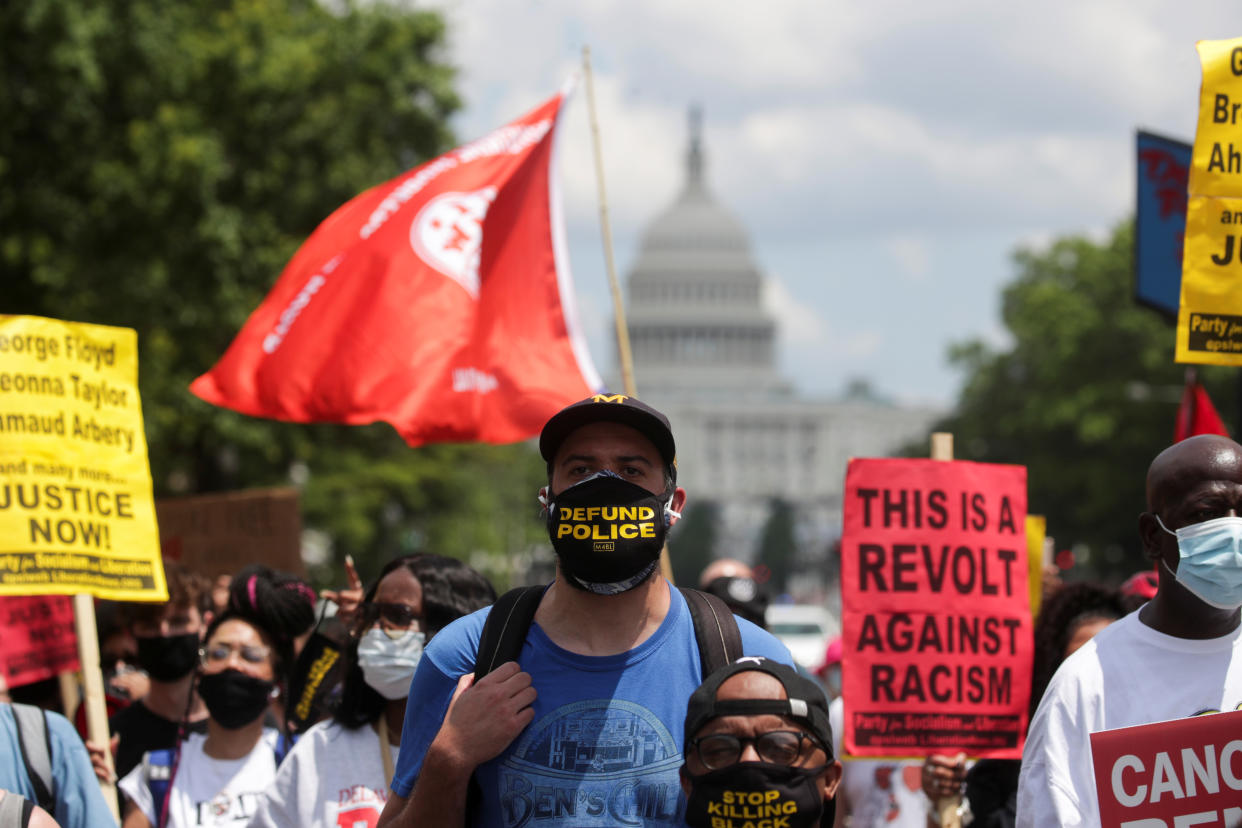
[1091,710,1242,827]
[840,458,1031,758]
[0,595,79,688]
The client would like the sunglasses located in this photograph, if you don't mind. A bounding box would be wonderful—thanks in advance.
[355,601,422,632]
[690,730,823,770]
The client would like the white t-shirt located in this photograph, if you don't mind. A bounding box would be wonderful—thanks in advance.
[247,720,397,828]
[1016,612,1242,827]
[829,696,928,828]
[119,730,280,828]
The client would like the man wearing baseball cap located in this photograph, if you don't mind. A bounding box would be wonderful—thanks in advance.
[682,657,842,828]
[379,394,792,827]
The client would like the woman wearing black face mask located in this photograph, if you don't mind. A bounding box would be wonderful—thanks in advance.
[118,610,284,828]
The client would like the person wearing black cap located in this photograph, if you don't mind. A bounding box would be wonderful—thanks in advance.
[378,394,792,827]
[682,657,842,828]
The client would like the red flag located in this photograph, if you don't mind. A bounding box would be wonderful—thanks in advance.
[1173,374,1229,442]
[191,86,602,446]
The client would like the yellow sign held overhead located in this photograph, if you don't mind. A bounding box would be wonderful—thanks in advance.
[0,315,166,600]
[1177,37,1242,364]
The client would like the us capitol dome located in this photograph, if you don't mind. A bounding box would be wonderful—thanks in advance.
[615,108,941,599]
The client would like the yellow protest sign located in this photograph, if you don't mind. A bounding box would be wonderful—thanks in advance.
[1177,37,1242,364]
[0,316,166,600]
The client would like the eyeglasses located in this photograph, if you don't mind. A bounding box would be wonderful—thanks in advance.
[356,602,422,632]
[200,642,271,667]
[690,730,823,770]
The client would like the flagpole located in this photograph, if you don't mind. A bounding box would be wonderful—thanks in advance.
[582,45,637,398]
[583,47,678,583]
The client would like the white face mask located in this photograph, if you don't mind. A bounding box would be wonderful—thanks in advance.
[357,627,425,700]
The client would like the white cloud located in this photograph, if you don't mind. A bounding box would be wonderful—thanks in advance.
[418,0,1237,404]
[763,274,829,347]
[841,330,884,360]
[890,236,932,281]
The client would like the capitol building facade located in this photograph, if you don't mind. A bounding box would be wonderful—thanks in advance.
[617,112,942,597]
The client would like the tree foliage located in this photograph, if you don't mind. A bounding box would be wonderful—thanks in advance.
[668,500,720,587]
[1,0,551,589]
[934,221,1237,578]
[756,497,798,595]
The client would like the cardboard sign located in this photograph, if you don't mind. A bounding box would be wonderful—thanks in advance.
[840,458,1032,759]
[0,315,166,600]
[0,595,79,688]
[1177,37,1242,365]
[1091,709,1242,827]
[155,487,304,579]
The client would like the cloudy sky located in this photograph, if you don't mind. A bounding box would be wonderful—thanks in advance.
[423,1,1238,407]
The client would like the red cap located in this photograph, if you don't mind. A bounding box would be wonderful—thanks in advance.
[815,636,843,676]
[1121,570,1158,600]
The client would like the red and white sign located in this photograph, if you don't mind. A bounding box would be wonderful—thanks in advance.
[1091,710,1242,827]
[191,85,602,447]
[0,595,78,688]
[840,458,1032,759]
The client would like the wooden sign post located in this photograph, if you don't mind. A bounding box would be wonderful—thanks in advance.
[931,432,961,828]
[73,594,119,822]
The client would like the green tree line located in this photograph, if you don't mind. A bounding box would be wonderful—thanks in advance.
[2,0,550,591]
[930,220,1237,580]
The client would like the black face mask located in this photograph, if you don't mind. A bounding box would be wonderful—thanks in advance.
[684,762,829,828]
[136,633,200,682]
[197,669,274,730]
[546,472,670,594]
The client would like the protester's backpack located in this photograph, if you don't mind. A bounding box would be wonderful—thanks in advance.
[145,731,293,828]
[473,585,743,683]
[10,703,55,815]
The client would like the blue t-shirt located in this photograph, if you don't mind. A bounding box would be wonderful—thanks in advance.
[392,581,791,827]
[0,703,115,828]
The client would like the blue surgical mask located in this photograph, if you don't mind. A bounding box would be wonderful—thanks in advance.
[1155,515,1242,610]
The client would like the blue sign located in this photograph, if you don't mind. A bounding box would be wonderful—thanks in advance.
[1135,130,1192,319]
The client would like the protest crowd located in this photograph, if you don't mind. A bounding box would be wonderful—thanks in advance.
[6,26,1242,828]
[1,395,1239,828]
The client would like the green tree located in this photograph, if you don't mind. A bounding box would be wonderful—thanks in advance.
[299,439,550,592]
[2,0,551,589]
[935,220,1237,579]
[756,497,798,595]
[668,499,720,586]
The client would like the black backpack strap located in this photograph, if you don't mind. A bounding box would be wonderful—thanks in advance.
[473,585,545,681]
[679,587,743,678]
[10,703,55,813]
[466,585,545,824]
